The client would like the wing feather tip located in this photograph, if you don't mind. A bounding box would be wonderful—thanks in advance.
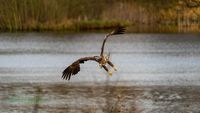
[111,26,126,35]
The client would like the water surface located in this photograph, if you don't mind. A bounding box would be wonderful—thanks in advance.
[0,33,200,85]
[0,33,200,113]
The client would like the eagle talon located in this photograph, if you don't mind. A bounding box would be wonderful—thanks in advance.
[113,66,117,71]
[108,71,113,76]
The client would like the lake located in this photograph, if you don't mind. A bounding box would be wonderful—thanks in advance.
[0,32,200,113]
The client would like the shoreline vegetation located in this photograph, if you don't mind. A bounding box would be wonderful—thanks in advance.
[0,0,200,32]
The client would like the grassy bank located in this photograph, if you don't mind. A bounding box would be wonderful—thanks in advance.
[0,0,200,32]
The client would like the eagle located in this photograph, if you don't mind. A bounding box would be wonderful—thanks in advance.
[62,26,125,80]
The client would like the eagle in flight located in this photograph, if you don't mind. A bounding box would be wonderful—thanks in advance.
[62,26,125,80]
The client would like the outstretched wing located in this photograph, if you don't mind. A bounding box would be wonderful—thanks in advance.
[110,26,126,35]
[62,57,99,80]
[100,26,125,56]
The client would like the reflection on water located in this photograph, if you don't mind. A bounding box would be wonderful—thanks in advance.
[0,83,200,113]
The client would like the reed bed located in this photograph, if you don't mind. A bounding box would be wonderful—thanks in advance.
[0,0,199,32]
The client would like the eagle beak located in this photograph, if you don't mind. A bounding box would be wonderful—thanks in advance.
[99,64,103,68]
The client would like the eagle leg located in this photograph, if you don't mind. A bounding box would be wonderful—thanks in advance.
[108,61,117,71]
[102,65,112,76]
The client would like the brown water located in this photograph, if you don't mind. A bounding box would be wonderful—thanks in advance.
[0,33,200,112]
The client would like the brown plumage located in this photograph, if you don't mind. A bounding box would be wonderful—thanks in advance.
[100,26,125,56]
[62,26,125,80]
[62,57,99,80]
